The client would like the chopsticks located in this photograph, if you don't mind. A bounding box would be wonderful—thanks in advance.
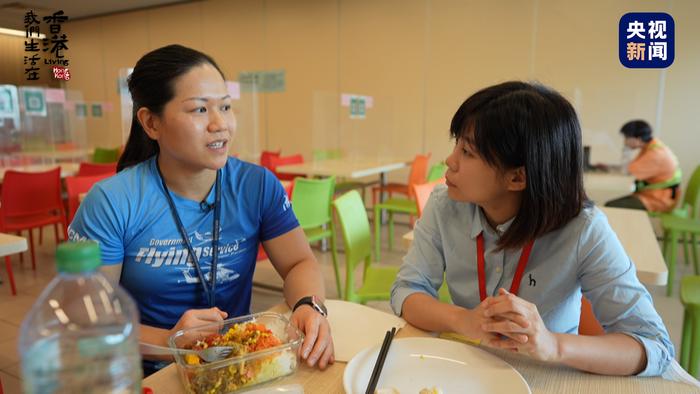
[365,327,396,394]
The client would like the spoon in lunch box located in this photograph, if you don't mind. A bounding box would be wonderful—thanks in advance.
[139,342,237,363]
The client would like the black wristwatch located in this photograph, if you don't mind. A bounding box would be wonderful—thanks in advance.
[292,295,328,317]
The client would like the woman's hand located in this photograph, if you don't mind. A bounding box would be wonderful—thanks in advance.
[449,299,518,345]
[169,307,228,342]
[290,306,335,370]
[481,288,560,362]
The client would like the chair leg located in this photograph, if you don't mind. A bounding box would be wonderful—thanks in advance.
[374,206,382,262]
[692,233,699,275]
[682,308,692,370]
[29,228,36,271]
[388,211,394,251]
[667,229,679,296]
[17,231,23,265]
[691,312,700,377]
[329,225,342,299]
[683,232,691,268]
[54,223,59,244]
[4,256,16,296]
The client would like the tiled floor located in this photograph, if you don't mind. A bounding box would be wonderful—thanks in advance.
[0,220,693,392]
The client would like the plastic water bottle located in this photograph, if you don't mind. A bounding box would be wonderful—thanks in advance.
[19,241,142,393]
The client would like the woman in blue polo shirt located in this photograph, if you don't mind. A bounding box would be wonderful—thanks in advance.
[69,45,333,375]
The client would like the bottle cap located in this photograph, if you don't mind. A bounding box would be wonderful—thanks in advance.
[56,241,102,273]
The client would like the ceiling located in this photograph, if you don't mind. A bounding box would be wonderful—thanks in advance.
[0,0,190,31]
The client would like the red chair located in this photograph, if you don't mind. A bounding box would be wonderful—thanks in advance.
[372,154,431,205]
[65,174,112,223]
[260,150,281,171]
[269,154,305,182]
[0,168,68,270]
[78,162,117,176]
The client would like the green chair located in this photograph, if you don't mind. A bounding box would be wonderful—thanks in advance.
[427,162,448,182]
[680,275,700,376]
[312,149,343,161]
[332,190,399,303]
[662,215,700,295]
[92,147,120,163]
[374,197,417,262]
[291,176,341,296]
[661,165,700,295]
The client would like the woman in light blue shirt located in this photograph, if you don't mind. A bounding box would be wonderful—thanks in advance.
[391,81,673,376]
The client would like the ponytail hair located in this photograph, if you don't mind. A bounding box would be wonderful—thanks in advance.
[117,44,225,172]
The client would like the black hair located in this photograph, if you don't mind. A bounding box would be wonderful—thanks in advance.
[117,44,226,172]
[620,120,653,143]
[450,81,588,250]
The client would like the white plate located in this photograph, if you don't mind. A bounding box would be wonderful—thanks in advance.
[343,337,531,394]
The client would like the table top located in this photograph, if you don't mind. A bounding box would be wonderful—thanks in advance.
[583,172,636,204]
[0,163,79,182]
[0,233,28,257]
[18,148,92,161]
[143,303,696,394]
[276,157,410,179]
[402,206,667,286]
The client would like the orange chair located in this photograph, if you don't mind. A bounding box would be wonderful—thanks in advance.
[578,297,605,335]
[77,162,117,176]
[65,174,112,223]
[411,178,445,218]
[0,168,67,270]
[260,150,281,171]
[372,154,431,205]
[269,154,305,182]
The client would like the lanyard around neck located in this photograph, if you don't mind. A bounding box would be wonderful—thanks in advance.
[156,160,222,307]
[476,232,534,301]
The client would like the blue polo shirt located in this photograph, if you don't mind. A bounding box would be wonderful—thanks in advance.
[68,156,298,329]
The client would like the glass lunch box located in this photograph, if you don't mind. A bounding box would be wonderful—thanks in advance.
[168,312,304,393]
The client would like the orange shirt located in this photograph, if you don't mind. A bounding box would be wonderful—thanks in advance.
[627,138,680,212]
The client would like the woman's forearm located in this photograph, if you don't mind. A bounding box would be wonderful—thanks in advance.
[140,324,174,361]
[555,332,647,375]
[402,292,467,333]
[282,257,326,306]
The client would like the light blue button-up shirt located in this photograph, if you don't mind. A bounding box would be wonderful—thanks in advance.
[391,184,674,376]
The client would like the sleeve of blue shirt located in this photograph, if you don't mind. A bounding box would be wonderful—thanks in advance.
[67,183,126,265]
[577,208,674,376]
[391,189,447,315]
[258,169,299,242]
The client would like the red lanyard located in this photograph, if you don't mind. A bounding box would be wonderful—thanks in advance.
[476,233,534,301]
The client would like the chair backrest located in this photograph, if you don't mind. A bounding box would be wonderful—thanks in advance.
[427,162,448,182]
[313,149,343,161]
[683,165,700,218]
[411,178,445,217]
[260,150,281,171]
[332,191,373,297]
[92,147,120,163]
[65,174,112,223]
[269,154,304,181]
[578,297,604,335]
[78,162,117,176]
[407,153,431,188]
[1,168,64,220]
[292,176,336,229]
